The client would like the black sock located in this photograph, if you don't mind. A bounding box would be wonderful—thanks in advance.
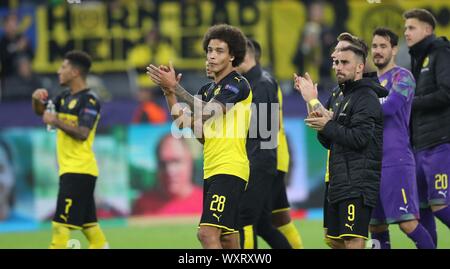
[256,215,292,249]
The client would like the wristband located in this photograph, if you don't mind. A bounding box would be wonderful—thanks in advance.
[308,98,320,107]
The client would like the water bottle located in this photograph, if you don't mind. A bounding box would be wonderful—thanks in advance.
[46,100,56,132]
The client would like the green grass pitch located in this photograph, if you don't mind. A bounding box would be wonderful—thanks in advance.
[0,218,448,249]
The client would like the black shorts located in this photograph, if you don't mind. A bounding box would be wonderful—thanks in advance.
[239,168,277,227]
[271,171,290,213]
[200,174,247,234]
[326,196,372,240]
[53,173,98,229]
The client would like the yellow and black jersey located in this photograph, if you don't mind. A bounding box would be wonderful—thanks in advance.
[52,89,100,177]
[277,86,290,173]
[197,71,252,182]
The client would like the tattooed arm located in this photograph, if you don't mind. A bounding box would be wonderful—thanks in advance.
[173,83,225,124]
[147,63,223,124]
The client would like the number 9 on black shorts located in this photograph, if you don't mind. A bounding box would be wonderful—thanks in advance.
[326,196,373,240]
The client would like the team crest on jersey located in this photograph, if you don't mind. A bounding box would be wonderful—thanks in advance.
[381,79,388,87]
[68,99,78,110]
[234,76,242,83]
[213,85,221,96]
[422,57,429,68]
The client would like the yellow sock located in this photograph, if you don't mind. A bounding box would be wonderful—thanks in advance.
[324,236,334,248]
[278,221,304,249]
[82,224,109,249]
[243,225,255,249]
[49,222,71,249]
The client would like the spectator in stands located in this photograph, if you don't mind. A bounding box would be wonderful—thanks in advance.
[86,74,112,103]
[2,55,42,101]
[132,87,168,124]
[292,0,336,86]
[128,24,177,88]
[0,12,34,79]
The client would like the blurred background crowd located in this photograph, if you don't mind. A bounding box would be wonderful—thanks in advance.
[0,0,449,232]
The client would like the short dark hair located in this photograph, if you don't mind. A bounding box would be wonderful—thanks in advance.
[373,27,399,47]
[336,33,368,64]
[337,32,368,57]
[202,24,247,67]
[64,50,92,77]
[337,32,360,44]
[340,45,367,64]
[247,38,262,63]
[403,8,437,30]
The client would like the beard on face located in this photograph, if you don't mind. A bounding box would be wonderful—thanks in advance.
[336,75,346,84]
[336,71,356,84]
[373,54,391,70]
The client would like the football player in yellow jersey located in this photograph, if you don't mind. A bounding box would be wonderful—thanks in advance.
[147,24,251,249]
[32,51,108,249]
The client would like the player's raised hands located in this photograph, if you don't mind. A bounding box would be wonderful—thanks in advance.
[307,111,323,118]
[146,64,162,85]
[160,63,182,85]
[304,112,332,131]
[293,72,318,102]
[146,62,182,95]
[146,61,179,88]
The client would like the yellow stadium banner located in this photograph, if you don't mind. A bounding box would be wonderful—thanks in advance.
[31,0,449,78]
[33,0,269,73]
[271,0,450,80]
[347,0,450,46]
